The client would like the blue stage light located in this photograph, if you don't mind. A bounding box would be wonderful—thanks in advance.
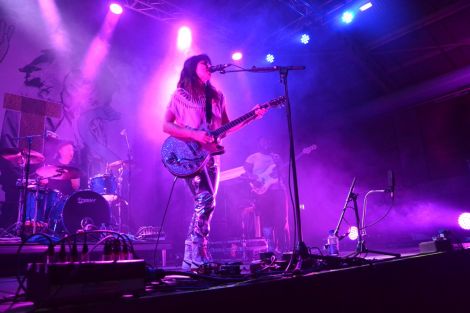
[266,54,274,63]
[300,34,310,44]
[341,11,355,24]
[359,2,373,12]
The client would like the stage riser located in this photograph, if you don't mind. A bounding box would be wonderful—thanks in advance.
[57,249,470,312]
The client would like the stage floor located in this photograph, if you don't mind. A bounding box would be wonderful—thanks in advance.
[1,238,469,312]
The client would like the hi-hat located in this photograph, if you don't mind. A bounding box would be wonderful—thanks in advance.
[0,148,45,166]
[36,164,81,180]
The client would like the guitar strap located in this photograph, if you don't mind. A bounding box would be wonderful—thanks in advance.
[204,84,212,124]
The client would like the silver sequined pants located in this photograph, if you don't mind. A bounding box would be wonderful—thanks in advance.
[182,158,219,270]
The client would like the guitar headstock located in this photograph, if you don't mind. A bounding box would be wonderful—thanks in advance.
[302,144,317,155]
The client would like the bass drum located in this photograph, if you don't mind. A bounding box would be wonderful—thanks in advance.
[56,190,110,234]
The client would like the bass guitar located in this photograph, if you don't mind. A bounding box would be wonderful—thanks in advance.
[249,144,317,195]
[161,96,286,178]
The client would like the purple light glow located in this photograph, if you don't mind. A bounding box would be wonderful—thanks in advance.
[177,26,192,52]
[348,226,359,240]
[38,0,70,52]
[232,52,243,61]
[109,3,123,15]
[81,10,120,97]
[458,212,470,230]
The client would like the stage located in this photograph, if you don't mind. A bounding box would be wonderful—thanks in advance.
[1,237,469,312]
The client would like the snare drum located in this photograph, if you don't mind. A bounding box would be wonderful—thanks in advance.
[50,190,110,234]
[89,174,118,201]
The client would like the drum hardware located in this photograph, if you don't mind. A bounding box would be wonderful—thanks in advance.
[0,147,45,166]
[89,174,118,201]
[36,164,81,180]
[0,141,46,238]
[50,190,110,235]
[90,158,133,233]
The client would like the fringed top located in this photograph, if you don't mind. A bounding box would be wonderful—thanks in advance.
[167,88,225,131]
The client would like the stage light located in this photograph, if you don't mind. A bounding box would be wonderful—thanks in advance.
[109,2,123,15]
[348,226,359,240]
[177,26,192,52]
[266,54,274,63]
[341,11,355,24]
[232,52,243,61]
[458,212,470,230]
[359,2,373,12]
[300,34,310,44]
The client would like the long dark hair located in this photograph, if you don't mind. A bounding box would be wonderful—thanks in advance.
[177,54,219,102]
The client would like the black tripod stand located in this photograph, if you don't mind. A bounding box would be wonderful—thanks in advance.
[335,177,400,259]
[352,186,400,258]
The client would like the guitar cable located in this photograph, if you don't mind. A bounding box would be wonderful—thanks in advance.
[153,176,178,267]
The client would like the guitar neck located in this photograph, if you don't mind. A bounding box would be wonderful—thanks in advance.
[210,96,285,138]
[211,108,260,138]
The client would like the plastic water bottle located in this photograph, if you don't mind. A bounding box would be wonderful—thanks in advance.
[327,230,339,256]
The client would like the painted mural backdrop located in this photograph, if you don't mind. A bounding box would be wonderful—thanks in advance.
[0,4,128,228]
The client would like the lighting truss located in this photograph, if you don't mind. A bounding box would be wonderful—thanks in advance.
[120,0,182,22]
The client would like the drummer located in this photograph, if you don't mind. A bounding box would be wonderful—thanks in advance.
[43,140,80,196]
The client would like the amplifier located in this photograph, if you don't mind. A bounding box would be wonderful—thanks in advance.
[26,259,146,305]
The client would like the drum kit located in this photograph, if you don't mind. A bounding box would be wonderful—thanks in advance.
[0,147,130,238]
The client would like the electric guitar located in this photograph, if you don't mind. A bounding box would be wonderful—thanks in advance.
[249,144,317,195]
[161,96,286,178]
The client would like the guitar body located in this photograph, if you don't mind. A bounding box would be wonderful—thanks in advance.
[249,144,317,195]
[250,164,279,195]
[161,136,225,178]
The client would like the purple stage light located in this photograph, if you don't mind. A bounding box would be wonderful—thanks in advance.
[232,52,242,61]
[109,3,123,15]
[177,26,192,52]
[348,226,359,240]
[458,212,470,230]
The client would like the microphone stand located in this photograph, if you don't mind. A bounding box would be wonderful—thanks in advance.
[123,131,132,233]
[223,65,309,266]
[352,189,400,258]
[333,177,359,244]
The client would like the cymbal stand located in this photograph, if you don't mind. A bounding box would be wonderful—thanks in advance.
[116,165,124,232]
[18,136,33,240]
[122,129,132,233]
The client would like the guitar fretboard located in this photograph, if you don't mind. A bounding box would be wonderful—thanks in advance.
[212,108,260,137]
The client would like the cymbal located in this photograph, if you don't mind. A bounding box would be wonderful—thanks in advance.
[0,148,45,165]
[107,159,133,168]
[36,164,81,180]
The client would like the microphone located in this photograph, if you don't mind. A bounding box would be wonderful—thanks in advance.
[209,64,230,73]
[120,129,127,136]
[387,170,395,199]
